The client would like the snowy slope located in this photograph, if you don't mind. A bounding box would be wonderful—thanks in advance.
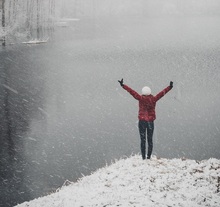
[15,155,220,207]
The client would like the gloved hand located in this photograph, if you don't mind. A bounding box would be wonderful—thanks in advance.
[118,78,124,87]
[170,81,173,88]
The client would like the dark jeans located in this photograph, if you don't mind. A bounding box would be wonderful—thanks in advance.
[138,120,154,160]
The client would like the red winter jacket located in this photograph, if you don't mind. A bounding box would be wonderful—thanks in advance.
[123,85,172,121]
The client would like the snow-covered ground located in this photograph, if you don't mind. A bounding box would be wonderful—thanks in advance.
[22,38,49,44]
[15,155,220,207]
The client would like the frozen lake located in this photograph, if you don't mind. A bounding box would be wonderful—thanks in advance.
[1,16,220,206]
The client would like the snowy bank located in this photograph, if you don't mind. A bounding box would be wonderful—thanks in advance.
[15,155,220,207]
[22,38,49,45]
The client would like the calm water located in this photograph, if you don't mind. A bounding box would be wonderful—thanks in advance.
[1,16,220,206]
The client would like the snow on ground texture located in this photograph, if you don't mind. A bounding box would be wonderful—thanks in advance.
[16,155,220,207]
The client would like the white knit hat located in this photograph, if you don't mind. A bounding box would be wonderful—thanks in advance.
[142,86,151,95]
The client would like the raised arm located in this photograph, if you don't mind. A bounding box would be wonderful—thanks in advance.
[155,81,173,102]
[118,78,141,100]
[123,85,141,100]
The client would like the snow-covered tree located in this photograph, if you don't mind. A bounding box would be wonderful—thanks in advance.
[0,0,56,45]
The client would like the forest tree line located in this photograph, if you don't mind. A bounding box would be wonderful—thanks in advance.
[0,0,56,45]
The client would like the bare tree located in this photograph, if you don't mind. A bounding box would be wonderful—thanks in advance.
[36,0,40,39]
[1,0,6,46]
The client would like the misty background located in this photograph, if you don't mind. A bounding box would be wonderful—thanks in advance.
[0,0,220,206]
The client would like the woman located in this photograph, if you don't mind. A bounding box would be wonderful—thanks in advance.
[118,79,173,160]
